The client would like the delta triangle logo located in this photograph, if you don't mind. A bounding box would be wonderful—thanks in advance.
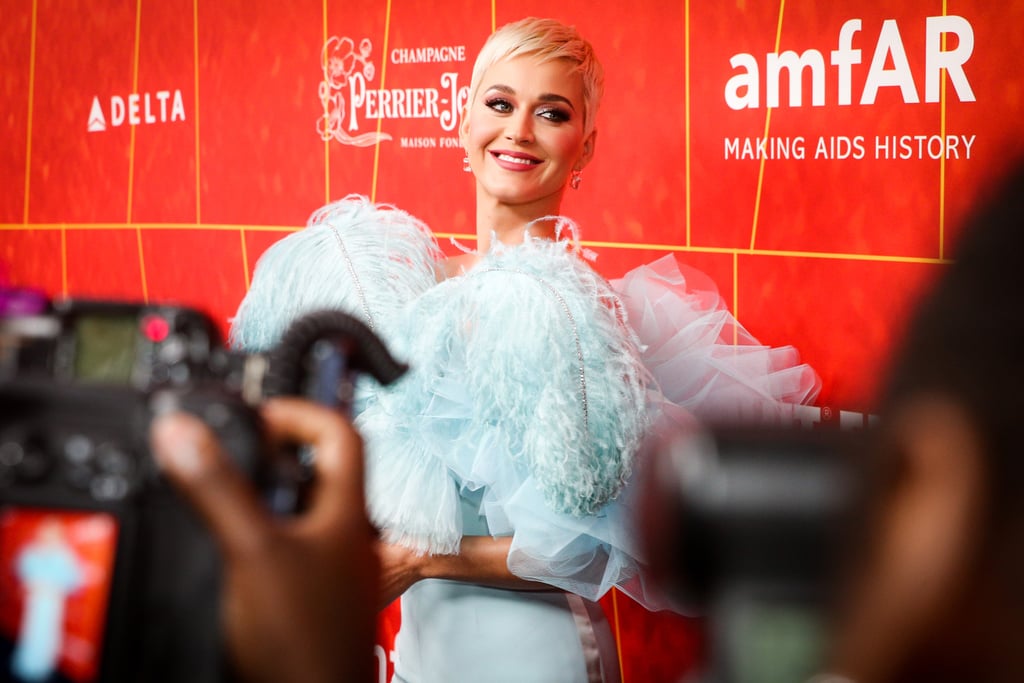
[88,96,106,132]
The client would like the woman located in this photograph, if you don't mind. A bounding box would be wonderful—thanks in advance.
[232,18,818,683]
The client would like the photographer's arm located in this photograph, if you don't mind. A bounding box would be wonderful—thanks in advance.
[151,398,379,683]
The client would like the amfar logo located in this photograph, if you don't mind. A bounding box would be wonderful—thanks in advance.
[87,90,186,132]
[724,15,975,110]
[318,35,469,147]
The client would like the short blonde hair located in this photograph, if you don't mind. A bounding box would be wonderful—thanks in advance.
[468,17,605,137]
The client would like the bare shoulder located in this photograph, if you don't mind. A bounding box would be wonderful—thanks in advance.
[442,253,481,279]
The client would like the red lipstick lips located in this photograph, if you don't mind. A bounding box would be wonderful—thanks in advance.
[490,149,542,171]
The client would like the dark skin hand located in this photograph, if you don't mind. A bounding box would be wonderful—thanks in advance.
[150,398,379,683]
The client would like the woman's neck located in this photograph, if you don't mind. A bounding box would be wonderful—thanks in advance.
[474,192,562,253]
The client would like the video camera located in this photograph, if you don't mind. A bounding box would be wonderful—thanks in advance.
[0,297,405,683]
[642,422,873,683]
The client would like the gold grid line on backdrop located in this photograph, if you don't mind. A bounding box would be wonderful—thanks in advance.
[370,0,394,204]
[322,0,330,206]
[0,223,952,266]
[127,0,142,226]
[939,0,949,260]
[685,0,692,248]
[129,0,151,303]
[749,0,788,252]
[732,251,739,345]
[22,0,38,227]
[193,0,202,226]
[611,589,626,683]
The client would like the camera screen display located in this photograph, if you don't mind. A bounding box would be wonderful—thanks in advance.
[73,317,138,384]
[0,507,118,683]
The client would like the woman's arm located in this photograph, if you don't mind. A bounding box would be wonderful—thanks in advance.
[376,535,547,609]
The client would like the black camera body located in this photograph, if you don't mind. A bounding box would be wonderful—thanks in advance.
[0,299,403,683]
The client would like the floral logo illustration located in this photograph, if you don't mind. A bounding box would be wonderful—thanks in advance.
[318,36,392,147]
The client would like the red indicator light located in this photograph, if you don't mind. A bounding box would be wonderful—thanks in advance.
[142,315,170,342]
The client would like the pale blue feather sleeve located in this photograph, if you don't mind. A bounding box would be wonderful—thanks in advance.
[229,194,442,352]
[225,196,459,551]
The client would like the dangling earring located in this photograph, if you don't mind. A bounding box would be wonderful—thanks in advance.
[570,169,583,190]
[463,155,472,173]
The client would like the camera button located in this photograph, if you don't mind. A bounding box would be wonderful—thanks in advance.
[0,439,50,482]
[95,444,134,476]
[0,442,26,485]
[159,335,187,363]
[64,434,94,464]
[91,474,130,501]
[0,441,23,468]
[169,363,190,385]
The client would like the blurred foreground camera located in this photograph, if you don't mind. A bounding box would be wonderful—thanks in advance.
[0,298,405,683]
[642,423,871,683]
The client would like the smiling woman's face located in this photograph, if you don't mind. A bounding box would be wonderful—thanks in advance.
[460,55,595,216]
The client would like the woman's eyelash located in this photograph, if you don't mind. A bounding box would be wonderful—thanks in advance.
[485,97,512,112]
[539,108,570,123]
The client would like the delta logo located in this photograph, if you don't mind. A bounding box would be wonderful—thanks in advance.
[87,89,187,132]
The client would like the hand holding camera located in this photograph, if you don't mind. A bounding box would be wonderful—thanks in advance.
[0,298,401,682]
[152,398,378,683]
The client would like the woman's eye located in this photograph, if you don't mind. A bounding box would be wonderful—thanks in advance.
[485,98,513,113]
[538,108,570,123]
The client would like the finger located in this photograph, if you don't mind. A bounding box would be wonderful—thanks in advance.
[151,412,271,558]
[259,398,367,525]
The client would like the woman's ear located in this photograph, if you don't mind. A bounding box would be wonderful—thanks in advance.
[831,396,986,683]
[458,105,470,147]
[577,129,598,171]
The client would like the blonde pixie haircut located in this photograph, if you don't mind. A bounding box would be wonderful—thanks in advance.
[468,17,605,137]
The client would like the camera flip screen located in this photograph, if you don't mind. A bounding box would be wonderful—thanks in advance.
[0,507,118,683]
[72,317,137,385]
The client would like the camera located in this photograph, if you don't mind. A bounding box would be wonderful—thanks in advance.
[0,298,405,683]
[641,423,873,683]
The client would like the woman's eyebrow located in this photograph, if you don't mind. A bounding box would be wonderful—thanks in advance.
[484,84,576,110]
[538,93,576,110]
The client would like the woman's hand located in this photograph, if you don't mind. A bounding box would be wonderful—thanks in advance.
[376,534,547,609]
[375,540,427,609]
[150,398,379,683]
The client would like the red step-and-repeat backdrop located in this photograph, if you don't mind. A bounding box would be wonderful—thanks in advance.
[3,1,1023,680]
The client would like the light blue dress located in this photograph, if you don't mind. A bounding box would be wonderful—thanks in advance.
[231,197,820,683]
[390,492,621,682]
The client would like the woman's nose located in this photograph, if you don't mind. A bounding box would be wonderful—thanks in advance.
[505,111,534,144]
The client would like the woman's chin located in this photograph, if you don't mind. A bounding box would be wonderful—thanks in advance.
[477,183,565,212]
